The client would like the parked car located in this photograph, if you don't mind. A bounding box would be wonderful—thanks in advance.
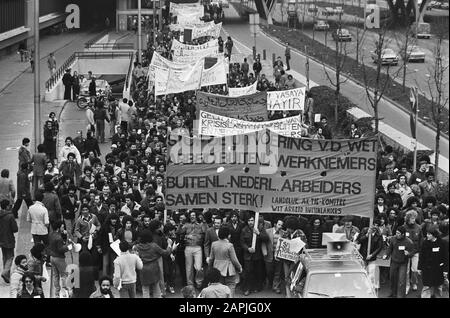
[313,20,330,31]
[441,2,449,9]
[371,48,399,65]
[402,45,426,63]
[432,1,443,8]
[412,22,431,39]
[332,28,352,41]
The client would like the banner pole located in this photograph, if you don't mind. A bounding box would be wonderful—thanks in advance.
[251,212,259,249]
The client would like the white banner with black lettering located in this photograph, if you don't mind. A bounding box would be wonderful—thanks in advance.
[149,52,227,92]
[154,59,203,96]
[228,81,258,97]
[198,110,308,138]
[170,2,204,16]
[171,38,218,56]
[191,22,222,40]
[267,87,306,111]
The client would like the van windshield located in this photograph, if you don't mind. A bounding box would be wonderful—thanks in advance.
[307,272,375,298]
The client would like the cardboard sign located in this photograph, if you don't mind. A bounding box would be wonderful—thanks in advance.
[275,237,306,262]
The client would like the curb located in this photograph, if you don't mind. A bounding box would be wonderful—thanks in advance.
[260,26,449,141]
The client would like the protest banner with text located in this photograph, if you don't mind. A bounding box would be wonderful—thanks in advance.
[190,22,222,39]
[267,87,306,111]
[198,110,307,138]
[228,81,258,97]
[166,130,377,217]
[196,91,268,122]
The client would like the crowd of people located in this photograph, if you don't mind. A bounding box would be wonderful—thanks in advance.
[0,5,448,300]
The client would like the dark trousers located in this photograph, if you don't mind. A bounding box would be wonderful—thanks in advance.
[243,259,264,292]
[120,121,128,134]
[286,56,291,70]
[164,256,176,287]
[64,85,72,100]
[176,250,187,287]
[32,234,49,246]
[1,247,14,279]
[95,120,105,143]
[390,261,407,298]
[12,196,33,218]
[265,259,283,290]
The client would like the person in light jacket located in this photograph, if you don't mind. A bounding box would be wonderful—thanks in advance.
[209,226,242,298]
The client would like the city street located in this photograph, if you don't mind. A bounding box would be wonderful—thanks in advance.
[270,1,450,103]
[0,0,447,301]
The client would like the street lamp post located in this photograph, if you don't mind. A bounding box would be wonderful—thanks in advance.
[138,0,142,64]
[34,0,41,151]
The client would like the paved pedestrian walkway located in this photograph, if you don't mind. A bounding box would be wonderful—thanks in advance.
[0,28,105,298]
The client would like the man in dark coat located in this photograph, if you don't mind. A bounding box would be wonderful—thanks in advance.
[383,225,415,298]
[0,199,18,283]
[62,69,73,100]
[418,225,449,298]
[11,163,33,219]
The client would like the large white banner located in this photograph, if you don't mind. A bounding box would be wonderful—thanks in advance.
[177,11,203,24]
[198,110,308,138]
[155,59,204,96]
[267,87,306,111]
[200,55,227,87]
[170,2,204,16]
[169,21,205,32]
[149,52,227,93]
[191,22,222,39]
[171,38,218,56]
[172,39,220,64]
[228,81,258,97]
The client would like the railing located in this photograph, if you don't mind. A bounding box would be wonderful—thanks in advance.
[84,30,109,48]
[45,53,76,92]
[85,43,135,50]
[45,51,135,92]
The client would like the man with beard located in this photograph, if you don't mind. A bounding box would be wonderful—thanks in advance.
[90,276,115,298]
[10,255,29,298]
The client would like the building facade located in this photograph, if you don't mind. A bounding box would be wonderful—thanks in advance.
[0,0,68,55]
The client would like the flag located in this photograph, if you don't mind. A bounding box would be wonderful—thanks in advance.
[409,87,418,139]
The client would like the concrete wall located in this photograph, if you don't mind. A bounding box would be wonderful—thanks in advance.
[75,57,131,75]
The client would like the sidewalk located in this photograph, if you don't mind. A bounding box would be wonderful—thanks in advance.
[0,28,104,298]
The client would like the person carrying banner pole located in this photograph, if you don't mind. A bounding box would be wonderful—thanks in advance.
[410,87,418,171]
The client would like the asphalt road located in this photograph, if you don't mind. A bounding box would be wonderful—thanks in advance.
[272,1,450,103]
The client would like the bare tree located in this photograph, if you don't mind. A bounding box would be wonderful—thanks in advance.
[361,22,402,133]
[322,4,349,121]
[394,23,418,92]
[424,36,449,180]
